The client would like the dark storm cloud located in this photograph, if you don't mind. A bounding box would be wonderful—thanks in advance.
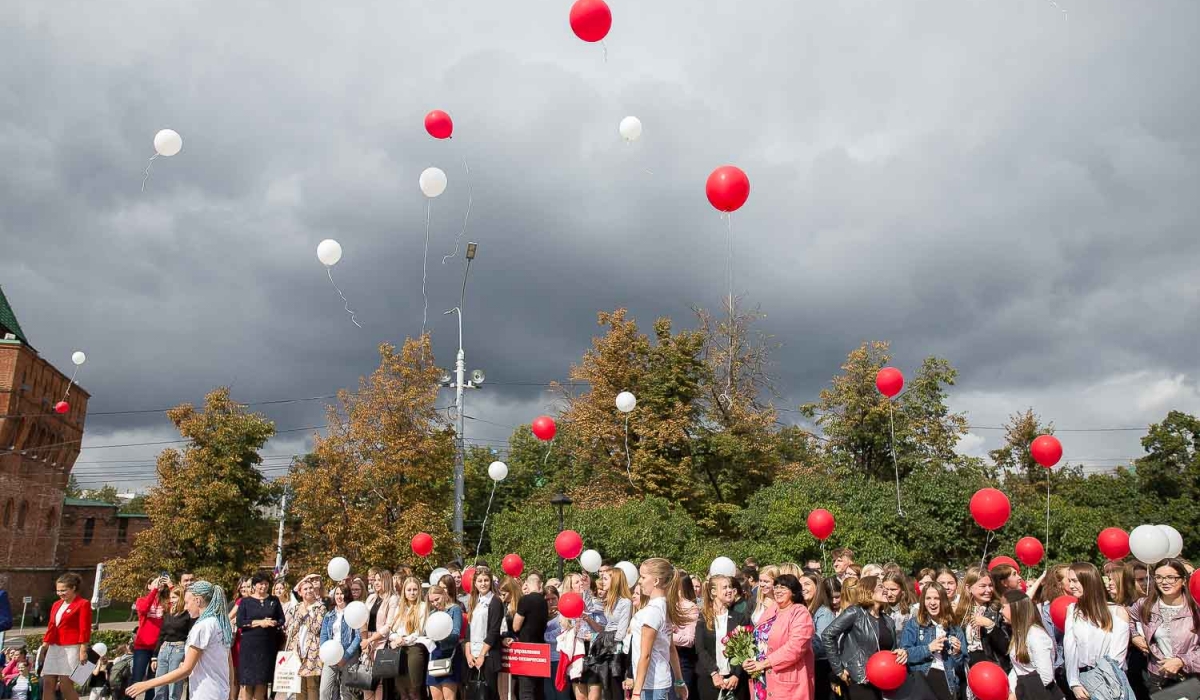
[2,1,1199,483]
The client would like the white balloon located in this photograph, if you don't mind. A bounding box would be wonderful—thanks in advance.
[615,561,638,587]
[1130,524,1171,564]
[619,116,643,142]
[317,239,343,267]
[319,640,344,666]
[429,567,449,586]
[344,601,369,629]
[616,391,637,413]
[154,129,183,157]
[1157,525,1184,559]
[72,351,87,366]
[420,167,448,198]
[327,556,351,581]
[426,610,454,641]
[92,643,108,657]
[488,461,509,482]
[580,550,602,573]
[709,556,737,577]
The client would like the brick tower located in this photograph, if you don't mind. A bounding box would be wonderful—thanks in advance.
[0,285,90,606]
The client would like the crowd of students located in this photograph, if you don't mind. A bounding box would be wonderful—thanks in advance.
[13,549,1200,700]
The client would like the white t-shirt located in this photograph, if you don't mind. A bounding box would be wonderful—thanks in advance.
[187,618,230,700]
[12,675,30,700]
[1154,603,1184,659]
[715,612,731,676]
[631,597,673,691]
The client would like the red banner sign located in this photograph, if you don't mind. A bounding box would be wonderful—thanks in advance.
[501,642,552,678]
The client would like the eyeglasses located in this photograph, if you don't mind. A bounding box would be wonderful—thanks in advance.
[1154,576,1182,584]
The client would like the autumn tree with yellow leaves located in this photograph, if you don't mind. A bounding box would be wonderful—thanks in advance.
[284,336,456,573]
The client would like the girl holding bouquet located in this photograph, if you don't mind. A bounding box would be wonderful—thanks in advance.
[695,576,751,700]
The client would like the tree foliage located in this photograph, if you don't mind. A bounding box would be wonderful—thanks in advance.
[105,388,278,599]
[284,336,456,576]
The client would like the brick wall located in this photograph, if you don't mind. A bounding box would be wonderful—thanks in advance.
[0,341,93,606]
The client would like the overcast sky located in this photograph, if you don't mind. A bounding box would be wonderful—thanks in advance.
[3,0,1198,491]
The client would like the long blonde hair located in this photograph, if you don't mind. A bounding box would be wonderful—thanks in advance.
[500,576,522,617]
[755,565,780,616]
[640,558,690,628]
[701,575,733,631]
[397,577,424,634]
[953,567,995,624]
[604,568,632,615]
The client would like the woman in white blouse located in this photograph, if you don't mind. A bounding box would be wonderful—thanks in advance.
[1062,563,1132,700]
[1002,590,1062,700]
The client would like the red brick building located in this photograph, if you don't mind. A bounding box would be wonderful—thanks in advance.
[0,286,148,608]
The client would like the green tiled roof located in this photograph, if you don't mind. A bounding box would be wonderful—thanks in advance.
[0,285,28,344]
[63,497,119,508]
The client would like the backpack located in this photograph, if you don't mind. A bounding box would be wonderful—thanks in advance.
[107,655,132,697]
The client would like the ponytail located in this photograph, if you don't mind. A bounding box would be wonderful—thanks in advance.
[641,558,690,628]
[191,581,233,647]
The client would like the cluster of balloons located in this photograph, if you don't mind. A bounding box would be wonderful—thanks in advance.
[1095,524,1183,563]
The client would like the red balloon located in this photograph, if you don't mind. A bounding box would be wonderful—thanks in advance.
[555,530,584,559]
[1189,570,1200,603]
[807,509,835,541]
[568,0,611,42]
[864,651,907,691]
[970,488,1011,531]
[875,368,904,398]
[1015,537,1045,567]
[411,532,434,558]
[988,556,1019,571]
[967,661,1009,700]
[461,566,476,593]
[705,166,750,213]
[532,416,557,441]
[424,110,453,139]
[1030,435,1063,468]
[1097,527,1130,560]
[1049,595,1078,631]
[54,401,70,414]
[502,553,524,577]
[559,591,585,619]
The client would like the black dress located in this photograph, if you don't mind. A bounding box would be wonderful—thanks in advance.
[236,595,286,686]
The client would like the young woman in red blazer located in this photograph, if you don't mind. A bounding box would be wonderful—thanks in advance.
[42,573,93,700]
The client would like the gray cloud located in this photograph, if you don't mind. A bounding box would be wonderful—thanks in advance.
[3,1,1199,488]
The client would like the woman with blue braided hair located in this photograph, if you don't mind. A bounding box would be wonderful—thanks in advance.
[127,582,236,700]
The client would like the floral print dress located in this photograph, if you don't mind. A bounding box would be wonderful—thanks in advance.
[286,601,327,677]
[751,611,777,700]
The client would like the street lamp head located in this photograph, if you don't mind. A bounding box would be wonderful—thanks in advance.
[471,369,486,385]
[550,492,573,509]
[438,370,452,386]
[466,242,477,260]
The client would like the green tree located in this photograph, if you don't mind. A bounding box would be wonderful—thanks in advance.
[800,342,969,482]
[85,485,122,505]
[1134,411,1200,556]
[104,388,278,599]
[989,409,1053,482]
[64,474,83,499]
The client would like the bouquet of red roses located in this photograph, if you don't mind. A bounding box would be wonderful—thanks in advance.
[722,625,762,679]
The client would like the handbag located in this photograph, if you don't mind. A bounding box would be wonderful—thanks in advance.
[466,668,491,700]
[372,647,402,680]
[344,663,375,690]
[429,648,456,678]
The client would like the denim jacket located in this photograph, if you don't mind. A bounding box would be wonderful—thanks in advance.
[320,609,363,663]
[811,606,835,659]
[899,618,968,694]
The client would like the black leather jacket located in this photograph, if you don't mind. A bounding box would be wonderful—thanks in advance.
[821,606,885,685]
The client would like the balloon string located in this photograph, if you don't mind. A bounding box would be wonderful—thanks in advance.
[441,155,473,265]
[601,40,608,63]
[821,540,827,576]
[719,212,734,408]
[1046,468,1052,560]
[623,414,635,487]
[544,438,554,468]
[327,267,362,328]
[62,366,80,403]
[140,154,158,192]
[889,402,904,516]
[421,198,432,336]
[980,530,994,571]
[475,480,498,557]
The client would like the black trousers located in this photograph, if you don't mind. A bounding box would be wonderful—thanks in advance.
[519,674,546,700]
[925,669,954,700]
[846,682,882,700]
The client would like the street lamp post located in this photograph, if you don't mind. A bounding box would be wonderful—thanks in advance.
[442,243,485,550]
[551,491,573,581]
